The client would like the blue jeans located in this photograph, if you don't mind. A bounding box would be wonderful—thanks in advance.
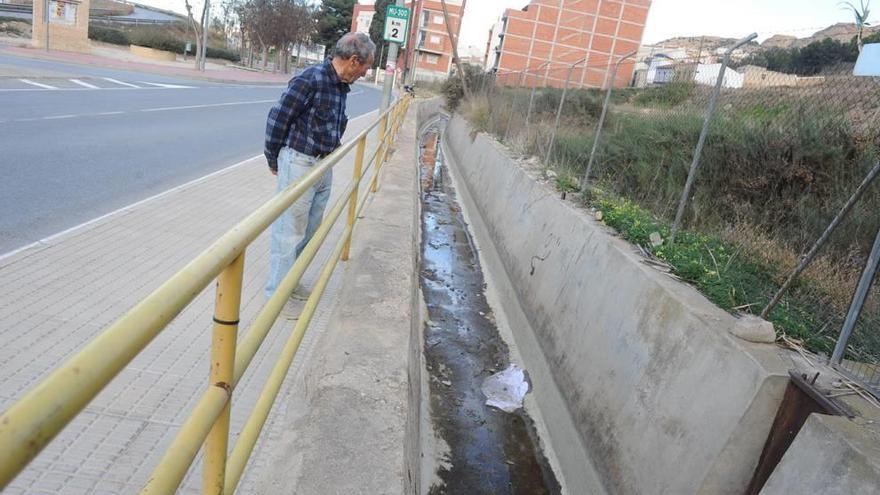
[265,147,333,298]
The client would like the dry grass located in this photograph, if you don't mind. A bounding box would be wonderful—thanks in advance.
[717,222,873,316]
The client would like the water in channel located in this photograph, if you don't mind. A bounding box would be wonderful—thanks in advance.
[418,120,561,495]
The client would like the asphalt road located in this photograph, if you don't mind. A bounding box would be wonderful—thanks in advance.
[0,53,383,254]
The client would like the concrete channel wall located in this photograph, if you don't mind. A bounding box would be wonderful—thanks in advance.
[437,108,793,494]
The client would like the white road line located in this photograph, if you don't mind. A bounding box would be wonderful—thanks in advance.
[42,115,76,120]
[69,79,100,89]
[19,79,57,90]
[140,99,276,112]
[95,111,125,116]
[0,109,379,262]
[0,155,262,263]
[102,77,140,88]
[139,82,196,89]
[0,87,107,92]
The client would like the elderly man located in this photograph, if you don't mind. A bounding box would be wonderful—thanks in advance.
[264,32,376,299]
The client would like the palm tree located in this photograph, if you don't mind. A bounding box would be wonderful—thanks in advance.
[840,0,872,52]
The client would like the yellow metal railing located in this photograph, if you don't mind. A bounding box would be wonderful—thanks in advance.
[0,95,413,494]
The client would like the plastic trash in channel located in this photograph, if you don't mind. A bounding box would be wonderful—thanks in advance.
[481,364,530,413]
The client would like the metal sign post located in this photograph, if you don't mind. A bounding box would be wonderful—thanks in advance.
[44,0,50,51]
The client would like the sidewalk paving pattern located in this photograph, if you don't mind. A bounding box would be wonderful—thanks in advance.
[0,116,381,494]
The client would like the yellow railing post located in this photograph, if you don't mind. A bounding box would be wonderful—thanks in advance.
[371,114,389,193]
[202,253,245,494]
[342,136,367,262]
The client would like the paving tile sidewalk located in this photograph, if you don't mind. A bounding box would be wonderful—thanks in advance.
[0,114,381,494]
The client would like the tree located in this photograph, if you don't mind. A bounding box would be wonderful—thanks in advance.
[237,0,315,72]
[184,0,204,70]
[273,0,317,72]
[840,0,872,52]
[218,0,242,48]
[738,38,859,75]
[369,0,393,67]
[237,0,273,68]
[315,0,355,48]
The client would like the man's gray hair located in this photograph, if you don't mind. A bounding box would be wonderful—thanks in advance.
[333,32,376,62]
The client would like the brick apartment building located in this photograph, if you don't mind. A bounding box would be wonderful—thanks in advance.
[488,0,652,89]
[350,0,466,82]
[352,2,375,34]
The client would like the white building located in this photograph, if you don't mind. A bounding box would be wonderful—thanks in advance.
[694,63,744,88]
[645,56,676,85]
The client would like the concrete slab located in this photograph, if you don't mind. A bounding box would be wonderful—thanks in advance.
[760,414,880,495]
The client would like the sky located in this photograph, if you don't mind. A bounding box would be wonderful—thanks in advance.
[137,0,877,53]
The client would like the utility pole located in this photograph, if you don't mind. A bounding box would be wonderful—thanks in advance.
[43,0,49,51]
[380,0,407,112]
[438,0,470,99]
[184,0,201,70]
[696,35,705,63]
[200,0,211,71]
[405,0,422,85]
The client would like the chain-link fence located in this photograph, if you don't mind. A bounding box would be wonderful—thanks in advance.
[460,38,880,397]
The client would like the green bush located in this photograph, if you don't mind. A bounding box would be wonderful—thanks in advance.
[442,76,466,111]
[592,194,840,353]
[1,24,22,36]
[634,81,696,108]
[129,28,183,52]
[442,64,491,111]
[206,46,240,63]
[88,25,130,46]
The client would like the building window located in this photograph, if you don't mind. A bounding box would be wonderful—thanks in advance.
[421,10,431,27]
[426,54,440,64]
[433,14,444,24]
[430,35,441,45]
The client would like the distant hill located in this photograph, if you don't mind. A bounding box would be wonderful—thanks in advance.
[653,22,880,55]
[654,36,754,53]
[772,22,880,48]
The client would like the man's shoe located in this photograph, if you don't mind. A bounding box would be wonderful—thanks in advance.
[291,285,311,301]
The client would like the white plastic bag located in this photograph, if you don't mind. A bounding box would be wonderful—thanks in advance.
[481,364,530,413]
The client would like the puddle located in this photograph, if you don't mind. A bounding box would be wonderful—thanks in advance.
[419,120,561,494]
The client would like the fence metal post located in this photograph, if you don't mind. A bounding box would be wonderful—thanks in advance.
[525,61,552,139]
[343,136,367,262]
[831,225,880,364]
[545,58,586,165]
[581,50,637,189]
[202,253,245,494]
[670,33,757,242]
[503,70,527,142]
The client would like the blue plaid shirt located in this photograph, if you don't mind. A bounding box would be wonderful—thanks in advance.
[264,58,350,171]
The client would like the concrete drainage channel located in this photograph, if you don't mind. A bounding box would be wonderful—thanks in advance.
[416,118,562,494]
